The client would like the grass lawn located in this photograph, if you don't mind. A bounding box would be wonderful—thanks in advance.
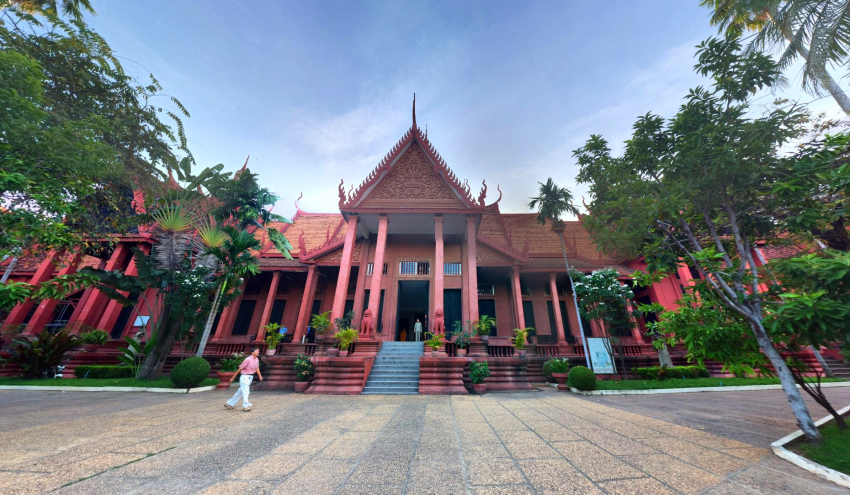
[795,421,850,476]
[592,377,846,391]
[0,377,219,388]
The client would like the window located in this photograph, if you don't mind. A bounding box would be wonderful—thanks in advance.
[243,278,263,296]
[231,300,257,335]
[478,284,495,295]
[444,262,462,276]
[544,285,569,297]
[275,284,290,296]
[315,283,325,296]
[521,286,532,297]
[366,262,388,276]
[399,261,430,276]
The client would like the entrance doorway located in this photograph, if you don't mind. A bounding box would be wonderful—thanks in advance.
[396,281,429,341]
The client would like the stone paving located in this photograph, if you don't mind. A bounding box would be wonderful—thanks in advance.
[0,387,848,494]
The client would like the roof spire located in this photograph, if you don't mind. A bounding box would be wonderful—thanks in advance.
[412,93,416,130]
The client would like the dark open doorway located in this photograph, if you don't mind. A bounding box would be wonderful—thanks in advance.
[396,281,429,341]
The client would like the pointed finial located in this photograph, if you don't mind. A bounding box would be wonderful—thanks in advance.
[412,93,417,129]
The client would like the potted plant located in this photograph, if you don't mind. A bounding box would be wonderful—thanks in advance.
[544,358,570,387]
[453,330,472,357]
[335,328,358,357]
[293,354,313,392]
[424,332,445,357]
[469,360,490,394]
[311,311,332,342]
[513,327,532,358]
[217,353,245,390]
[264,323,283,356]
[80,330,109,352]
[475,315,496,342]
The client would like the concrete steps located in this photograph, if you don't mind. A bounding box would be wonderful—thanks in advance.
[824,357,850,379]
[363,342,423,395]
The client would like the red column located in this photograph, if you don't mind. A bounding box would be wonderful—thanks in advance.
[511,266,525,330]
[466,215,479,322]
[433,215,444,318]
[96,244,148,335]
[256,271,280,342]
[367,215,389,337]
[352,238,370,322]
[331,215,359,323]
[68,243,130,328]
[461,237,469,324]
[214,280,246,342]
[4,251,58,326]
[549,273,566,344]
[293,265,318,342]
[24,251,83,335]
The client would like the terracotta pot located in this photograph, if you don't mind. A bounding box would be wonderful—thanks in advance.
[431,349,438,357]
[216,371,237,390]
[83,344,100,352]
[516,350,527,358]
[551,372,568,385]
[481,335,489,342]
[472,383,486,394]
[339,350,350,357]
[457,348,467,357]
[326,348,340,357]
[315,334,326,343]
[265,348,276,356]
[293,381,310,393]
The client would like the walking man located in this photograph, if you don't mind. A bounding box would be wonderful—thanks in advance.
[225,347,263,412]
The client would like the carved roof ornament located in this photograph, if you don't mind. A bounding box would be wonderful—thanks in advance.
[234,155,250,179]
[478,180,487,206]
[294,192,304,214]
[338,96,482,209]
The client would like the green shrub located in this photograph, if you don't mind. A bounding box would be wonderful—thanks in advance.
[169,357,210,389]
[219,353,246,372]
[568,365,597,391]
[630,365,709,380]
[79,330,109,345]
[74,365,133,379]
[469,361,490,384]
[294,354,314,382]
[2,330,80,378]
[542,358,570,382]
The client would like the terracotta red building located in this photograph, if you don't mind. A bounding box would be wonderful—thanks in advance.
[1,105,693,361]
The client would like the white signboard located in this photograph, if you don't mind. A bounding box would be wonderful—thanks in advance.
[587,338,616,374]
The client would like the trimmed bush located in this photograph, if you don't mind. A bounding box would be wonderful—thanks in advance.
[568,365,597,391]
[630,365,709,381]
[169,357,210,389]
[74,365,133,379]
[79,330,109,345]
[542,358,570,382]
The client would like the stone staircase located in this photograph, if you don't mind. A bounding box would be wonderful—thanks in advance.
[362,342,422,395]
[824,357,850,379]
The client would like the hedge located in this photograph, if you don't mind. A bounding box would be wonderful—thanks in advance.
[170,357,211,389]
[568,365,597,391]
[74,365,134,379]
[630,365,709,381]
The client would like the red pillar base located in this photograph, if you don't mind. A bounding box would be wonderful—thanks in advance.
[419,357,469,394]
[485,357,535,392]
[352,340,381,357]
[254,356,298,391]
[305,357,367,394]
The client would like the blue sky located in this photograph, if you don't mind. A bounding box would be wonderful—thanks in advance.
[86,1,843,218]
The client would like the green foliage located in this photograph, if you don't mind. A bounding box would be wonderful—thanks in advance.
[543,358,571,381]
[630,366,709,381]
[2,329,79,378]
[0,272,99,312]
[453,329,472,349]
[311,311,332,335]
[424,332,445,351]
[219,353,245,372]
[116,336,155,379]
[169,356,210,389]
[469,361,490,384]
[568,366,597,391]
[264,323,283,348]
[512,328,531,350]
[334,310,357,332]
[79,329,109,345]
[334,327,358,351]
[74,365,133,379]
[571,269,635,338]
[294,354,313,383]
[474,315,496,337]
[528,177,580,226]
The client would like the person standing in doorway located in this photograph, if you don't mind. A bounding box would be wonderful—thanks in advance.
[414,318,423,342]
[225,347,263,412]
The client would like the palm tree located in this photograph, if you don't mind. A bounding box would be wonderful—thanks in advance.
[528,178,591,363]
[194,225,261,356]
[702,0,850,114]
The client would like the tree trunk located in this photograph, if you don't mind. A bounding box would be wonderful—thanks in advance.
[657,342,674,368]
[558,235,591,366]
[1,256,18,284]
[196,279,226,357]
[812,64,850,115]
[751,321,821,442]
[811,347,835,378]
[137,305,177,380]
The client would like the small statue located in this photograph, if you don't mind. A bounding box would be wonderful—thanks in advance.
[360,309,373,336]
[432,309,445,335]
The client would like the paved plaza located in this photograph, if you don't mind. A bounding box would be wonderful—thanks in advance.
[0,387,848,495]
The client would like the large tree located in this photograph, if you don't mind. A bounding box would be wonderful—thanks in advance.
[574,36,824,441]
[701,0,850,113]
